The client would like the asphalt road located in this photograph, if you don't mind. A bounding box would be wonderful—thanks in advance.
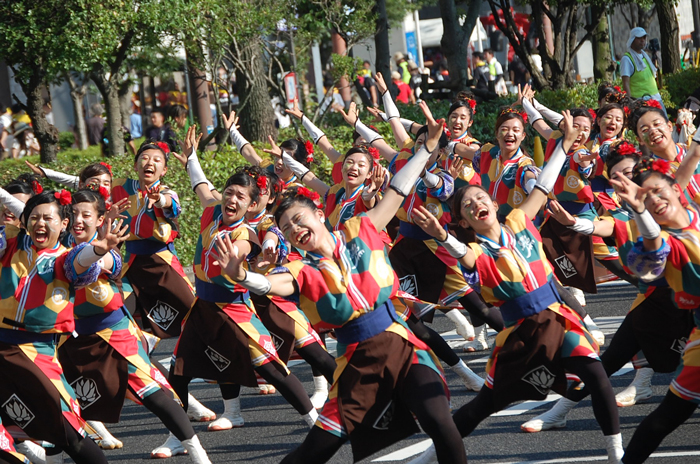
[66,283,700,463]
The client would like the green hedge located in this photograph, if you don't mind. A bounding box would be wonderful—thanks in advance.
[664,67,700,109]
[2,78,687,265]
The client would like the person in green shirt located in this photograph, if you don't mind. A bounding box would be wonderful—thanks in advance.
[392,51,411,84]
[621,27,666,114]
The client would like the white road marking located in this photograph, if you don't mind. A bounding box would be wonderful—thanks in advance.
[482,450,700,463]
[492,393,562,417]
[371,439,433,461]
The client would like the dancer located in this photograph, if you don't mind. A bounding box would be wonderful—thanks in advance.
[608,156,700,463]
[409,110,623,464]
[0,189,112,464]
[521,142,693,433]
[56,186,212,463]
[216,102,467,464]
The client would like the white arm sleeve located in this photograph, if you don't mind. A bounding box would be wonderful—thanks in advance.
[40,167,80,190]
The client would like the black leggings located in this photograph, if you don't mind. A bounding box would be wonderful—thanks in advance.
[280,365,467,464]
[452,357,619,437]
[153,358,241,405]
[567,314,641,402]
[138,388,196,441]
[457,291,504,331]
[597,257,639,287]
[170,362,313,415]
[407,314,460,366]
[46,419,107,464]
[622,392,697,463]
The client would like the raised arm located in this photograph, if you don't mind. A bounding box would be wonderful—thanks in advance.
[171,125,219,208]
[520,110,581,220]
[366,101,442,233]
[280,144,330,197]
[547,199,614,237]
[375,72,412,148]
[412,204,477,270]
[0,186,27,219]
[608,173,662,253]
[72,218,129,275]
[337,103,397,162]
[286,98,343,164]
[25,160,80,190]
[675,130,700,191]
[519,84,559,140]
[223,111,263,165]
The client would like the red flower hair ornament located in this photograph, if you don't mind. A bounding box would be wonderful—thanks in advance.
[588,108,598,120]
[644,99,662,110]
[99,162,113,176]
[616,142,639,157]
[367,147,380,161]
[31,180,43,195]
[499,107,527,123]
[297,186,322,208]
[442,122,452,139]
[651,159,673,177]
[305,140,314,163]
[54,190,72,206]
[257,175,268,191]
[156,141,170,154]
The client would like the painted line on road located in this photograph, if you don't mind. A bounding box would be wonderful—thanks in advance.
[492,393,562,417]
[371,438,433,462]
[482,450,700,463]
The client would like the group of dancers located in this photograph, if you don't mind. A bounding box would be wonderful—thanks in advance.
[0,70,698,464]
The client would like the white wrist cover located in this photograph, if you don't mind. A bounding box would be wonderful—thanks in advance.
[155,194,167,208]
[40,167,80,190]
[186,152,210,191]
[522,98,543,125]
[361,187,378,202]
[535,140,566,194]
[262,239,276,253]
[0,187,25,218]
[237,270,272,295]
[390,144,431,196]
[382,91,400,120]
[569,217,595,235]
[76,245,107,268]
[354,120,383,144]
[439,233,468,259]
[634,209,661,240]
[301,116,326,144]
[229,126,250,152]
[282,152,310,180]
[523,177,537,194]
[421,170,441,189]
[378,112,389,122]
[446,141,458,156]
[533,98,564,126]
[400,118,416,133]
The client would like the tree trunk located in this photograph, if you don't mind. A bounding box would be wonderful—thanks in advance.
[18,69,59,163]
[591,7,613,81]
[375,0,392,82]
[187,55,216,151]
[235,39,278,143]
[118,79,132,130]
[66,74,88,150]
[638,4,654,31]
[332,32,351,107]
[91,70,126,157]
[439,0,482,91]
[655,0,681,74]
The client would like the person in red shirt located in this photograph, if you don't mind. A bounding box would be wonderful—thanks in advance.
[392,71,414,104]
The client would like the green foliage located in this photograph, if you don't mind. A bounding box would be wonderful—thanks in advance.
[664,67,700,108]
[330,54,364,83]
[58,132,75,151]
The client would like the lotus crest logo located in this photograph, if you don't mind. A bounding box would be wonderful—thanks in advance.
[270,332,284,352]
[52,287,68,304]
[2,395,35,429]
[671,337,688,354]
[205,346,231,372]
[554,255,578,278]
[71,377,101,410]
[566,175,579,189]
[522,366,556,395]
[148,301,179,331]
[399,275,418,295]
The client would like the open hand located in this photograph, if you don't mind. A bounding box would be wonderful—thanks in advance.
[285,98,304,120]
[212,233,247,281]
[336,102,359,127]
[222,111,240,132]
[447,156,464,180]
[374,72,389,95]
[262,135,282,159]
[93,218,129,254]
[412,205,445,239]
[546,200,576,226]
[608,172,647,213]
[24,160,45,177]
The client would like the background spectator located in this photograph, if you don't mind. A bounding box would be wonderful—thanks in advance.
[86,103,105,146]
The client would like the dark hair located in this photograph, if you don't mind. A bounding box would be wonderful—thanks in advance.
[151,108,165,117]
[569,107,594,124]
[597,82,617,103]
[224,168,261,205]
[168,104,187,121]
[134,139,170,164]
[351,124,380,145]
[274,188,321,225]
[415,125,449,150]
[495,107,526,132]
[5,173,41,196]
[343,146,374,167]
[279,139,311,168]
[632,156,676,188]
[21,191,72,241]
[447,91,476,122]
[79,163,112,184]
[72,187,107,217]
[484,48,494,55]
[605,142,641,178]
[594,103,626,137]
[263,169,281,208]
[450,184,491,226]
[627,102,669,136]
[473,52,483,60]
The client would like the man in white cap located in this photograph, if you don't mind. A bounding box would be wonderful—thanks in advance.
[621,27,666,113]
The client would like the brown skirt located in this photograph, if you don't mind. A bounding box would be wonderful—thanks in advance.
[629,287,695,373]
[174,299,285,387]
[250,293,297,363]
[125,254,195,339]
[489,310,570,410]
[58,334,130,423]
[0,342,79,448]
[329,331,421,461]
[540,217,597,294]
